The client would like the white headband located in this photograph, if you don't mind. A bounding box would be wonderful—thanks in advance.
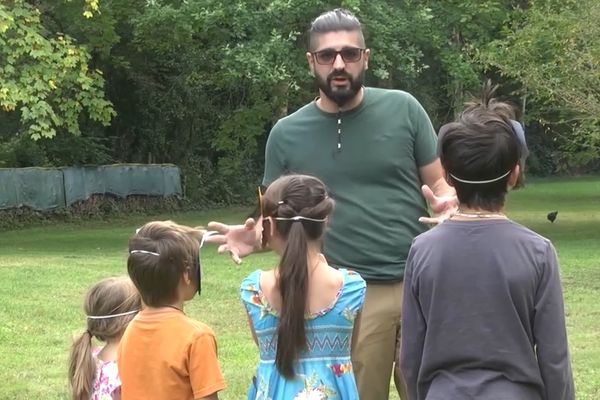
[200,230,218,249]
[131,230,217,253]
[449,170,511,185]
[274,216,327,223]
[129,249,160,256]
[87,309,139,320]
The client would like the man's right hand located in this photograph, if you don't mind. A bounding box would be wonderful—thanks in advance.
[204,218,263,264]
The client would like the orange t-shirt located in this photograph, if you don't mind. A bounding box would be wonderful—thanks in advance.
[118,308,226,400]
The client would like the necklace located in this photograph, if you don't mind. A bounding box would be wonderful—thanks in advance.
[453,209,507,219]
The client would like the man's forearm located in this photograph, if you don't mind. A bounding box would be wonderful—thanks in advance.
[430,176,455,198]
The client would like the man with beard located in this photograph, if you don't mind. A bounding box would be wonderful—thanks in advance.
[207,8,456,400]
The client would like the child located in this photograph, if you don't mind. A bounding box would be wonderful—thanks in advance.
[241,174,366,399]
[400,83,575,400]
[118,220,226,400]
[68,276,141,400]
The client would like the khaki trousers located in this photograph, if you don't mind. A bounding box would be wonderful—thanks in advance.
[351,281,407,400]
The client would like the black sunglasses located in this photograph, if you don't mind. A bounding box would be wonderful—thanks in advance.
[312,47,365,65]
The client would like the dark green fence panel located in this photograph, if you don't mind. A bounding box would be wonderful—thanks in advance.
[0,167,65,210]
[0,164,182,210]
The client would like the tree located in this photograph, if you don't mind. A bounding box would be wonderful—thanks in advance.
[0,0,114,139]
[2,0,597,203]
[480,0,600,167]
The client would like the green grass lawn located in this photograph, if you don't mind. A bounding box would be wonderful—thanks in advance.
[1,177,599,399]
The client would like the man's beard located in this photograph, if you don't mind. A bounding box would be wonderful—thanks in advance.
[316,69,365,107]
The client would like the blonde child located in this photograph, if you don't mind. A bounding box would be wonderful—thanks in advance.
[118,220,226,400]
[68,276,141,400]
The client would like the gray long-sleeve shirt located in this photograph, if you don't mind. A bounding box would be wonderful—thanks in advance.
[400,219,574,400]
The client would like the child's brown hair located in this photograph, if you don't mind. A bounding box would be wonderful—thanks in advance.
[127,220,204,307]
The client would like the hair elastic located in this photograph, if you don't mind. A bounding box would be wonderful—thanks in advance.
[129,249,160,256]
[87,309,139,320]
[449,170,511,185]
[274,216,327,223]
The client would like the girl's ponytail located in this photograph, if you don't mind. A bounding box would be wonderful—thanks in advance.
[275,220,310,378]
[68,330,96,400]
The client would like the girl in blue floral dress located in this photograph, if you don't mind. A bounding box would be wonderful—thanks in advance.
[240,174,366,400]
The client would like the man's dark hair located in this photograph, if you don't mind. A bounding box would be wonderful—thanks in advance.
[308,8,365,51]
[439,82,523,211]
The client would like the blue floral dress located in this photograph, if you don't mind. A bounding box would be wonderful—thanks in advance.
[240,268,366,400]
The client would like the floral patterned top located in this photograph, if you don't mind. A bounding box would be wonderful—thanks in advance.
[91,348,121,400]
[241,268,366,400]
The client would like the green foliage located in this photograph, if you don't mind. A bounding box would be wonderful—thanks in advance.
[480,0,600,168]
[412,1,521,119]
[0,133,111,167]
[523,123,558,176]
[0,0,115,139]
[1,0,599,206]
[0,136,49,167]
[41,133,112,165]
[107,0,321,203]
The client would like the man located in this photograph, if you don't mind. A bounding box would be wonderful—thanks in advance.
[207,9,455,400]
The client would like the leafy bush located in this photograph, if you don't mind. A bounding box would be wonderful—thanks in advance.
[0,136,49,167]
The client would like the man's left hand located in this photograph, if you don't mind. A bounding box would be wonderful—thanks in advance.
[419,184,458,225]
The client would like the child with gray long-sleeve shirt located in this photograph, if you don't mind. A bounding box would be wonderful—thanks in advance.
[400,82,574,400]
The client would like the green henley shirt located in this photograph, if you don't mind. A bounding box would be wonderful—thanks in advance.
[263,87,438,282]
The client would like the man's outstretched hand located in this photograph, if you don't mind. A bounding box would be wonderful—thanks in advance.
[419,185,458,225]
[204,218,262,264]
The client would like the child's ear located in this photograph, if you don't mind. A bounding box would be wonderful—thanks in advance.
[182,267,192,286]
[507,164,521,189]
[306,52,315,76]
[443,167,454,187]
[267,216,276,237]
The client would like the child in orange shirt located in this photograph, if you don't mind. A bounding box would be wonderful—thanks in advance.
[118,221,226,400]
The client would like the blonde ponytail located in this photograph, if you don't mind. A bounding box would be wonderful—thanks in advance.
[68,330,96,400]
